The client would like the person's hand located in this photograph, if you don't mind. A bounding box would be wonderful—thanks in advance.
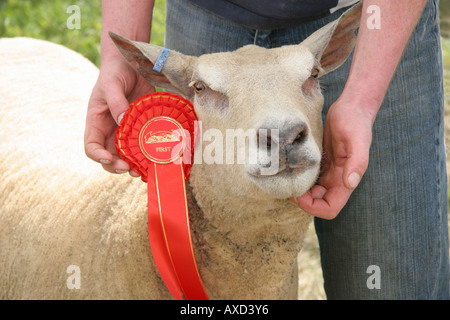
[84,57,155,175]
[292,95,375,219]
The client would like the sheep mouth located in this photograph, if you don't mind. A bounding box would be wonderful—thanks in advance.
[245,164,320,199]
[247,165,310,178]
[245,154,320,178]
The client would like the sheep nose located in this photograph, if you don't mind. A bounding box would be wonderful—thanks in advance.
[258,122,308,150]
[257,121,312,169]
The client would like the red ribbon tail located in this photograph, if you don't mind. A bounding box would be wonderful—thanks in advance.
[147,162,208,300]
[147,162,183,300]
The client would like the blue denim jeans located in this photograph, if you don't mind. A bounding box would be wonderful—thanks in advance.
[165,0,450,299]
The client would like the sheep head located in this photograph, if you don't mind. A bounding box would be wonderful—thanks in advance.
[109,3,361,201]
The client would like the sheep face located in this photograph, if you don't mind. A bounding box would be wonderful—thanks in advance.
[110,3,361,200]
[189,45,324,199]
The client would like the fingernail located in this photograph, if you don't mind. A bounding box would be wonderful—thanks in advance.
[100,159,111,165]
[348,172,361,189]
[116,169,129,174]
[117,112,125,126]
[129,170,140,178]
[290,197,299,205]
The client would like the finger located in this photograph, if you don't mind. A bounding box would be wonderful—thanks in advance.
[100,156,131,174]
[343,137,370,190]
[103,134,132,174]
[85,141,113,165]
[295,185,352,219]
[310,185,328,199]
[85,138,129,174]
[105,81,131,125]
[85,115,130,174]
[129,170,140,177]
[84,125,114,164]
[117,112,126,125]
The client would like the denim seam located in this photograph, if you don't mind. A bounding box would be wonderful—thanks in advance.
[433,0,444,294]
[253,30,259,45]
[435,64,445,298]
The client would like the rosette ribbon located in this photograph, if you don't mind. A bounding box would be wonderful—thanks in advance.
[115,92,208,300]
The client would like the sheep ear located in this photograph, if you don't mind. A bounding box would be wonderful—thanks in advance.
[109,31,196,98]
[302,2,362,76]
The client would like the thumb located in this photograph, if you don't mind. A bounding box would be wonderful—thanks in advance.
[105,81,131,125]
[343,140,370,190]
[346,171,362,190]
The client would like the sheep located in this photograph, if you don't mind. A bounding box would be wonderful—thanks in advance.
[0,3,361,300]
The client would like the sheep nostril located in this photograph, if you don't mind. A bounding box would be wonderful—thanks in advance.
[293,128,307,144]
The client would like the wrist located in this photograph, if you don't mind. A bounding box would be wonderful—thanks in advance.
[100,49,128,67]
[334,89,381,124]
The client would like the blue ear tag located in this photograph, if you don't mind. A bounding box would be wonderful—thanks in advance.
[153,48,170,73]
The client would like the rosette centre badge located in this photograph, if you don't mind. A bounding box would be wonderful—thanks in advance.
[139,116,186,164]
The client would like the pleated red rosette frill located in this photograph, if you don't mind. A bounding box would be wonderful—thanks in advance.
[115,92,198,182]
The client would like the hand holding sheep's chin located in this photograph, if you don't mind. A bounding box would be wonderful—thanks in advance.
[293,96,375,220]
[84,58,155,176]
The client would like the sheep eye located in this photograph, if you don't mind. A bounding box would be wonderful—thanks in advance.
[193,81,206,94]
[311,67,320,79]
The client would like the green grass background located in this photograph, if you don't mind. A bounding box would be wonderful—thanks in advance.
[0,0,167,66]
[1,0,449,300]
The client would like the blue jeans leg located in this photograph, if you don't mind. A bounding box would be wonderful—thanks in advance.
[165,0,450,299]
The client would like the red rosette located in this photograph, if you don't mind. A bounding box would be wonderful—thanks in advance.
[114,92,208,300]
[115,92,198,182]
